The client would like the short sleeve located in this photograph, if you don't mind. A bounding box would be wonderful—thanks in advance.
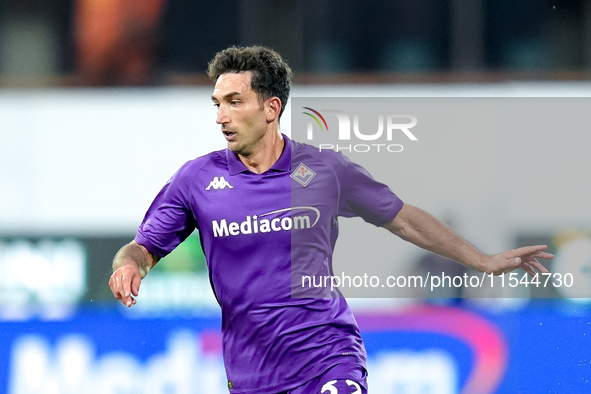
[335,153,404,226]
[134,163,197,257]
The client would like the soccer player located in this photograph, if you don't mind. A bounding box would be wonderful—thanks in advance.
[109,46,553,394]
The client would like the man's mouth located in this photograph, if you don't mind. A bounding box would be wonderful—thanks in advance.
[223,130,237,141]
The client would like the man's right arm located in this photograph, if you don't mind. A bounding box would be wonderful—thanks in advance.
[109,241,161,307]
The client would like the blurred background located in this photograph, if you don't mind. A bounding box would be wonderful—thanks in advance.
[2,0,591,85]
[1,0,591,393]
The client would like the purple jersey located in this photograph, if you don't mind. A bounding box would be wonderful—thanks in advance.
[135,134,403,393]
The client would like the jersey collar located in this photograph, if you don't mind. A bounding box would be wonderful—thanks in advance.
[226,134,292,175]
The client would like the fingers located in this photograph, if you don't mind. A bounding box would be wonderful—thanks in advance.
[487,245,554,278]
[532,251,554,260]
[523,257,549,274]
[507,245,548,259]
[109,266,140,307]
[131,273,141,297]
[109,272,127,305]
[501,246,553,276]
[520,262,537,277]
[122,271,135,306]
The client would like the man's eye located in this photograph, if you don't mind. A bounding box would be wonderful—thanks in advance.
[231,100,240,106]
[213,103,220,108]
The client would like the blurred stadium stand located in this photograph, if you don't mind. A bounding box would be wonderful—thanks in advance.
[1,0,591,86]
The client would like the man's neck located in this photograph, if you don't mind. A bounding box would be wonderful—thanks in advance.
[238,131,285,174]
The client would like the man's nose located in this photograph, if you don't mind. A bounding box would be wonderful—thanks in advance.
[216,106,229,124]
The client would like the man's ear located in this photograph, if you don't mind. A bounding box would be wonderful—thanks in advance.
[266,97,282,123]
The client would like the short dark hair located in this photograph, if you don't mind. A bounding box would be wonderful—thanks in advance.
[207,46,292,119]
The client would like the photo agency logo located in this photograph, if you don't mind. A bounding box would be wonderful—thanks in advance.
[301,106,418,153]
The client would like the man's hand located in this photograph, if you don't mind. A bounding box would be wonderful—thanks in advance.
[109,262,142,307]
[482,245,554,276]
[109,241,159,307]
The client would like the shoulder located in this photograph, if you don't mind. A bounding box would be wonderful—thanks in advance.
[290,139,350,166]
[170,149,227,185]
[290,139,357,174]
[290,139,380,189]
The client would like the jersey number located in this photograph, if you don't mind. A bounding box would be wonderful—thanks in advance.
[321,379,361,394]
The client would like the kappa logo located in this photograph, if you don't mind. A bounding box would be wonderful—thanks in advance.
[291,163,316,187]
[206,176,233,190]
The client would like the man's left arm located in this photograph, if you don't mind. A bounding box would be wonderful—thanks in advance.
[383,204,553,275]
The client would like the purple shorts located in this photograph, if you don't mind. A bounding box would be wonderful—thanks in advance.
[282,364,368,394]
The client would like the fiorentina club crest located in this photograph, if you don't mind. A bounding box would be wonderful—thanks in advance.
[290,163,316,187]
